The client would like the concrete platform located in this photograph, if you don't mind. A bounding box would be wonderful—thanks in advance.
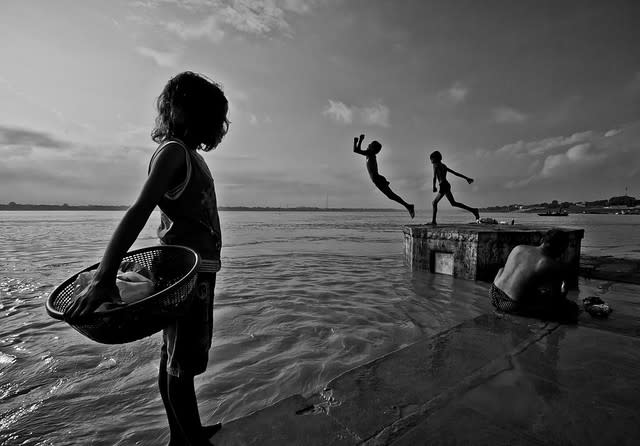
[403,224,584,283]
[211,306,640,446]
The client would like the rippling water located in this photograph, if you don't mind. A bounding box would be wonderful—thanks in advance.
[1,209,638,445]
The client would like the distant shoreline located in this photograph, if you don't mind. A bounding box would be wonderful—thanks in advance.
[479,206,640,215]
[2,203,637,214]
[0,203,399,212]
[479,195,639,215]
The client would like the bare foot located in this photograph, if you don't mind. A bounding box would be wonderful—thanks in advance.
[408,204,415,219]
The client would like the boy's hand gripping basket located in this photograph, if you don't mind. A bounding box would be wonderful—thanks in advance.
[45,245,200,344]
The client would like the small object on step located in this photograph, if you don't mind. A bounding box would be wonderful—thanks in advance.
[582,296,613,318]
[477,217,498,224]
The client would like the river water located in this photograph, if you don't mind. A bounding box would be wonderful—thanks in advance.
[0,209,638,445]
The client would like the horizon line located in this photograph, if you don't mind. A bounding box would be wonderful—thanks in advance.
[0,202,403,212]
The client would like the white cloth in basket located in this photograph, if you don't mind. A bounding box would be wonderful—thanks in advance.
[70,262,156,311]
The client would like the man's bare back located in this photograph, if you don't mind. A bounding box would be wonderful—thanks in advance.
[490,229,578,321]
[493,245,564,303]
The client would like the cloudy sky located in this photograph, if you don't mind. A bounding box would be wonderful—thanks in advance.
[1,0,639,208]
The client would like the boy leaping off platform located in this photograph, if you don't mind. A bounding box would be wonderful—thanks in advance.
[429,150,479,225]
[353,134,415,218]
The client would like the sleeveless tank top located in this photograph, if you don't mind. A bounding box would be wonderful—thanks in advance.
[149,140,222,272]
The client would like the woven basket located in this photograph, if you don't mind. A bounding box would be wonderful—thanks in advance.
[46,245,200,344]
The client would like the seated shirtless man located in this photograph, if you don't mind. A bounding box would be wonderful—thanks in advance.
[491,229,578,321]
[353,134,415,218]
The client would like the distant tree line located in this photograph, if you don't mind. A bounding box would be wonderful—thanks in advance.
[606,195,638,206]
[482,195,638,212]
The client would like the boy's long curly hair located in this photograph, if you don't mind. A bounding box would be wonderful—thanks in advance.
[151,71,229,152]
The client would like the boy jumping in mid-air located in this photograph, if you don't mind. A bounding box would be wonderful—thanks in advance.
[429,150,479,225]
[354,134,415,218]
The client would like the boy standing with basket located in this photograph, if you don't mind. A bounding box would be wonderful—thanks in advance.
[66,71,228,445]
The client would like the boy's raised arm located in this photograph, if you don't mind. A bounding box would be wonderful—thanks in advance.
[353,134,367,155]
[447,166,474,184]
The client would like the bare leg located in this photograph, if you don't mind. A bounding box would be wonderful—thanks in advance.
[445,190,479,220]
[377,184,415,218]
[159,356,184,446]
[167,374,214,446]
[432,192,444,224]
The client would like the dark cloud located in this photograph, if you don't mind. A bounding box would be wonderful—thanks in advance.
[0,125,67,148]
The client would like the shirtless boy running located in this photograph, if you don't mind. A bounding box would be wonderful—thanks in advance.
[354,134,415,218]
[429,150,479,224]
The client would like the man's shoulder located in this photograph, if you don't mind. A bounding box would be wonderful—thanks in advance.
[535,255,565,275]
[511,244,532,255]
[509,245,543,267]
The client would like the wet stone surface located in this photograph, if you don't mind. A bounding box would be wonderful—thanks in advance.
[393,324,640,446]
[213,282,640,446]
[580,255,640,284]
[212,394,358,445]
[321,314,549,441]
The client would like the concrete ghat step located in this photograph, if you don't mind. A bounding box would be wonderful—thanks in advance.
[391,323,640,446]
[210,394,358,446]
[213,314,557,445]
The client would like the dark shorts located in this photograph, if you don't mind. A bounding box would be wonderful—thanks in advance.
[490,284,520,313]
[373,175,390,188]
[438,181,451,194]
[489,283,579,322]
[161,272,216,377]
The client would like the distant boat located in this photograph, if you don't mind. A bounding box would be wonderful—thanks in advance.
[538,210,569,216]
